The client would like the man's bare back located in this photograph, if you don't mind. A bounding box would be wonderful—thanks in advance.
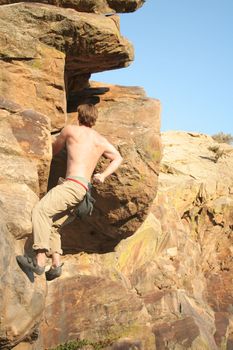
[53,124,122,183]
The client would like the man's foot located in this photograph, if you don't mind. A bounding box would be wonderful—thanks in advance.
[45,264,63,281]
[16,255,45,275]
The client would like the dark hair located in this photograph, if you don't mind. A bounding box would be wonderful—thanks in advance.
[77,104,98,127]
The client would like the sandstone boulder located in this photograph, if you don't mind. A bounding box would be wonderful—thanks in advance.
[0,0,145,14]
[49,83,161,253]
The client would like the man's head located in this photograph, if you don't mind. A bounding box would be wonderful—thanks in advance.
[77,104,98,127]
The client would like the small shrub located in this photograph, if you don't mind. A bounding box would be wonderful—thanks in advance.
[208,145,225,162]
[212,132,233,145]
[208,145,219,153]
[50,339,89,350]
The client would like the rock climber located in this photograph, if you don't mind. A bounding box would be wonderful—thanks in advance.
[17,103,123,280]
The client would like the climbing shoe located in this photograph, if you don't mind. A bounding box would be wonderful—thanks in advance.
[46,264,63,281]
[16,255,45,275]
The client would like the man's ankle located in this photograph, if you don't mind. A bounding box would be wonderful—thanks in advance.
[51,253,61,268]
[36,249,47,267]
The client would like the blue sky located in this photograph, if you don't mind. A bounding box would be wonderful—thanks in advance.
[93,0,233,136]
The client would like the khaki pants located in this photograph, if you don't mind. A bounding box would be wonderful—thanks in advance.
[32,179,86,255]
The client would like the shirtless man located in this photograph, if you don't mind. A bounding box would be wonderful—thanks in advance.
[17,104,123,280]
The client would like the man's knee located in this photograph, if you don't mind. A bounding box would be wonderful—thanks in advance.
[32,201,48,219]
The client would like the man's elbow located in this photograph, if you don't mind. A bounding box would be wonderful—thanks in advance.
[52,143,62,156]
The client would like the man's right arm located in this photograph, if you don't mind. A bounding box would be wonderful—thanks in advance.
[94,141,123,183]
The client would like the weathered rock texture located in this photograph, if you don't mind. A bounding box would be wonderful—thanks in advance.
[49,82,161,253]
[0,0,145,14]
[0,98,51,349]
[0,3,133,131]
[0,97,51,199]
[39,267,155,349]
[148,132,233,350]
[1,0,232,349]
[0,114,232,349]
[147,132,233,350]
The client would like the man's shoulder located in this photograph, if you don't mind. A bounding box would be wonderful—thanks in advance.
[63,124,79,134]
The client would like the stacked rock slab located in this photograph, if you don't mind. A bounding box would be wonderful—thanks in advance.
[0,0,145,13]
[0,3,134,132]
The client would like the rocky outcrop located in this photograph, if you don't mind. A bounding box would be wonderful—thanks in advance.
[1,0,232,348]
[0,0,145,14]
[0,3,133,131]
[136,132,233,349]
[0,2,161,347]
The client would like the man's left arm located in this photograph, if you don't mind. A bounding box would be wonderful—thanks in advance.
[52,127,68,156]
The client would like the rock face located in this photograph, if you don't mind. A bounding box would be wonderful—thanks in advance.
[39,265,155,349]
[1,0,232,348]
[142,132,233,349]
[0,3,133,131]
[107,131,233,350]
[0,98,51,349]
[0,0,145,14]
